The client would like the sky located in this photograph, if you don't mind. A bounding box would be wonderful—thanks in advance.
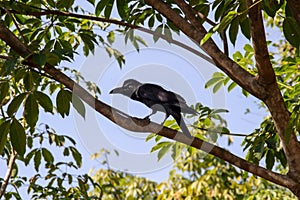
[59,28,267,180]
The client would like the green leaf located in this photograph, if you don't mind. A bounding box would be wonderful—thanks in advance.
[227,82,237,92]
[24,94,39,129]
[42,148,54,163]
[32,53,47,66]
[63,147,70,156]
[153,24,163,42]
[57,0,74,9]
[213,81,223,93]
[262,0,283,17]
[56,89,72,118]
[211,109,229,114]
[0,82,9,103]
[3,59,17,73]
[104,0,114,18]
[70,146,82,168]
[145,133,156,142]
[283,17,300,48]
[107,31,115,44]
[72,93,86,119]
[200,30,213,46]
[151,141,172,152]
[229,17,239,45]
[116,0,127,19]
[171,143,181,160]
[243,44,254,52]
[240,18,251,39]
[148,15,155,28]
[205,76,224,88]
[164,25,172,40]
[157,143,172,161]
[266,149,275,170]
[80,33,96,54]
[34,150,41,171]
[253,141,264,161]
[23,71,33,91]
[7,93,27,116]
[213,11,237,32]
[34,91,53,113]
[0,120,10,154]
[95,0,109,16]
[25,149,37,166]
[10,119,26,156]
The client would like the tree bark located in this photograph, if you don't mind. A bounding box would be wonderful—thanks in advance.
[247,0,300,183]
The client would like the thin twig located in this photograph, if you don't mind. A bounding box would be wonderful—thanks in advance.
[0,150,17,198]
[2,7,28,44]
[197,12,217,26]
[191,125,248,137]
[5,6,214,65]
[221,30,229,56]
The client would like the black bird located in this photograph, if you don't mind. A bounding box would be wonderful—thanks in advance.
[110,79,197,138]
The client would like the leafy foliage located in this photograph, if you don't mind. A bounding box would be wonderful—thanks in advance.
[89,147,296,199]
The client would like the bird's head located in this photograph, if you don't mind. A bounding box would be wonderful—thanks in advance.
[109,79,142,97]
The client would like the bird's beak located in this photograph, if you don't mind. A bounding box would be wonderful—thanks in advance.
[109,87,126,94]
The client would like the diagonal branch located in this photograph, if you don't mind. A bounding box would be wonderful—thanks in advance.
[246,0,276,85]
[0,21,297,192]
[145,0,267,101]
[5,7,214,65]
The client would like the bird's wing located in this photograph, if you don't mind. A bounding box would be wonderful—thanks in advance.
[137,84,182,103]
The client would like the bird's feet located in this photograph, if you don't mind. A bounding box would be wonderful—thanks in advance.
[132,116,151,127]
[142,116,151,123]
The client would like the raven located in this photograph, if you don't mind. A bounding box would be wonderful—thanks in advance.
[110,79,197,138]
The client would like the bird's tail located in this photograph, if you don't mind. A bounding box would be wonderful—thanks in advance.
[173,113,193,138]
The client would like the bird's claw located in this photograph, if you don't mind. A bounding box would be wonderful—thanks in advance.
[143,116,151,123]
[132,117,151,127]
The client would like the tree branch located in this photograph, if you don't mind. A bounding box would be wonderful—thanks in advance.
[247,1,300,183]
[0,150,17,199]
[246,0,276,85]
[5,7,214,65]
[145,0,267,101]
[0,20,298,192]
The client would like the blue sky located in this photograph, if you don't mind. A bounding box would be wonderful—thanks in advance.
[60,28,267,180]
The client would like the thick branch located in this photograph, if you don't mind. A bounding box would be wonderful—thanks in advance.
[247,1,300,182]
[0,150,17,198]
[145,0,267,100]
[247,0,276,85]
[0,20,297,192]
